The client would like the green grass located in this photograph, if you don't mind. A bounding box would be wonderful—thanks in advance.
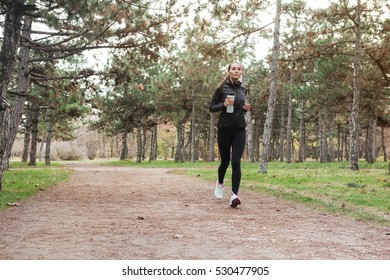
[9,161,64,169]
[0,162,71,210]
[104,159,390,226]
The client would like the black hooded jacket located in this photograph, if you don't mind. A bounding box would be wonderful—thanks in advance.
[209,79,248,129]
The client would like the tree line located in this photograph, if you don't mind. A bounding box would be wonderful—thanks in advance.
[0,0,389,190]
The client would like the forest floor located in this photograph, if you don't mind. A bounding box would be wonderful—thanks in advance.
[0,162,389,260]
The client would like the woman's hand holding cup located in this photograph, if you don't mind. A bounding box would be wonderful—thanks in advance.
[224,95,234,107]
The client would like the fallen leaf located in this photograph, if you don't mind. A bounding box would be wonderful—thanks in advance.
[7,203,20,207]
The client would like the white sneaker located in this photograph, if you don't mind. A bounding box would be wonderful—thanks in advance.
[214,180,224,199]
[229,193,241,208]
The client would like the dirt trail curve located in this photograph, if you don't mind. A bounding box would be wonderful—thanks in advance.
[0,162,389,260]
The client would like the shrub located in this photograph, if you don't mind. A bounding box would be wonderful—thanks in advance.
[54,141,85,160]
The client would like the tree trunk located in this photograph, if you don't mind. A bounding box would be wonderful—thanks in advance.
[278,91,286,162]
[381,126,387,162]
[366,108,377,164]
[298,99,306,163]
[202,130,207,161]
[344,127,349,161]
[22,118,31,162]
[254,117,261,162]
[0,0,23,110]
[0,0,25,190]
[38,134,45,162]
[337,124,342,161]
[45,121,53,166]
[120,129,128,160]
[153,120,158,160]
[136,126,142,163]
[191,90,196,163]
[246,96,254,163]
[328,112,335,162]
[259,0,281,173]
[149,117,157,161]
[174,121,184,163]
[183,127,190,161]
[349,0,362,170]
[319,111,327,163]
[141,128,147,161]
[314,125,319,161]
[286,90,293,163]
[5,15,33,167]
[209,112,215,162]
[28,105,39,166]
[194,126,199,161]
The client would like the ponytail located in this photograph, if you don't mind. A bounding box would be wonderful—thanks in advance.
[217,75,228,88]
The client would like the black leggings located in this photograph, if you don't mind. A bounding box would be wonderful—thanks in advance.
[217,128,246,195]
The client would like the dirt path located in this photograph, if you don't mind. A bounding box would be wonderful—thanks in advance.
[0,162,389,260]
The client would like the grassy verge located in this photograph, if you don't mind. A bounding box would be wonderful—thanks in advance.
[104,159,390,226]
[0,161,71,210]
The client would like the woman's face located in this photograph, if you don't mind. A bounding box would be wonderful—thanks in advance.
[228,63,242,81]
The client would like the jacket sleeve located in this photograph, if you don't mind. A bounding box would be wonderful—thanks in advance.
[209,87,225,113]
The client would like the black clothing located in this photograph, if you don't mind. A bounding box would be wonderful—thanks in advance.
[217,128,246,195]
[209,79,248,195]
[209,79,248,129]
